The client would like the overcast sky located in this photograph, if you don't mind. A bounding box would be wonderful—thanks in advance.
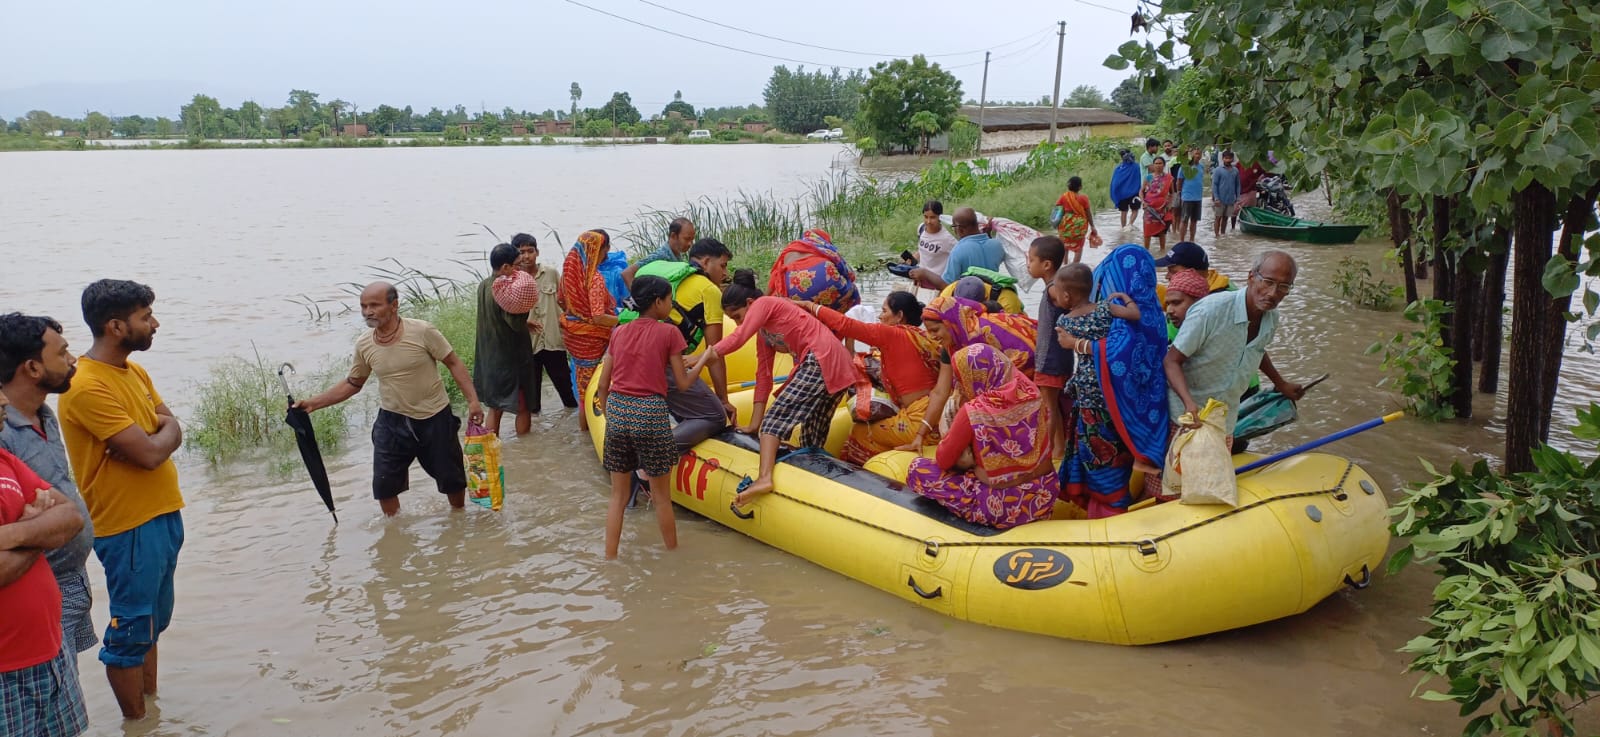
[0,0,1142,118]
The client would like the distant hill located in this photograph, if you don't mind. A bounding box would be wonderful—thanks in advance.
[0,80,257,119]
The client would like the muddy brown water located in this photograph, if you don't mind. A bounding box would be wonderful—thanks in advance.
[3,147,1595,736]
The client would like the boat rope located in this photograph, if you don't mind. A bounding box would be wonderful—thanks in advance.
[696,450,1355,557]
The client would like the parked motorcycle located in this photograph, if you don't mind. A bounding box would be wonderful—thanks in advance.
[1256,174,1296,217]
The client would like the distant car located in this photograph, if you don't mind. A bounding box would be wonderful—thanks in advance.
[827,128,844,140]
[687,129,712,139]
[806,129,831,140]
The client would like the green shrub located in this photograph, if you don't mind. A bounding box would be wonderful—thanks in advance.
[1389,405,1600,737]
[539,135,556,145]
[1333,255,1400,310]
[1368,299,1456,420]
[713,129,740,142]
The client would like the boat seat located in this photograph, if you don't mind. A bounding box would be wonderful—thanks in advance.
[713,431,1008,537]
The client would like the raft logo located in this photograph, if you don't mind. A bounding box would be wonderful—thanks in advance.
[994,549,1073,590]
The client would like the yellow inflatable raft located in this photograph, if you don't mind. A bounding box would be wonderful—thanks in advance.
[582,332,1390,645]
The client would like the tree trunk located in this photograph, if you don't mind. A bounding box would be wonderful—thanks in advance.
[1450,247,1478,418]
[1431,196,1454,305]
[1537,184,1600,439]
[1389,190,1419,304]
[1415,202,1432,281]
[1505,182,1558,473]
[1477,229,1510,394]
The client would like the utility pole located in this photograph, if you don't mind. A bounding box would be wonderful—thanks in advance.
[976,51,991,156]
[1049,20,1066,143]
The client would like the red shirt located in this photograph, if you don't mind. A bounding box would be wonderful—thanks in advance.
[814,307,939,399]
[714,297,857,404]
[0,448,63,672]
[607,318,687,397]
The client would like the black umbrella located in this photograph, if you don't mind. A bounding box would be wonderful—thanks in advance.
[278,363,336,522]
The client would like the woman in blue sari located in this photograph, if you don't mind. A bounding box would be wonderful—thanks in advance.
[1053,244,1169,517]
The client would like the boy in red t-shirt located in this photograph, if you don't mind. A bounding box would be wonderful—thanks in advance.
[594,276,705,560]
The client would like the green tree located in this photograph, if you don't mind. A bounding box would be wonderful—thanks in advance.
[368,104,404,135]
[285,89,320,136]
[235,101,264,138]
[83,111,112,139]
[581,118,613,137]
[1110,75,1162,123]
[180,94,223,139]
[570,82,583,118]
[856,55,963,154]
[594,92,641,126]
[662,90,695,119]
[114,115,144,139]
[908,110,941,154]
[22,110,57,136]
[763,65,863,133]
[1063,85,1108,108]
[154,117,175,137]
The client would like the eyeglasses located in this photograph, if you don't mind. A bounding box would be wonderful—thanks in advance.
[1253,274,1294,295]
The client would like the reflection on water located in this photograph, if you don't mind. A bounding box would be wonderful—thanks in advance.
[8,149,1595,735]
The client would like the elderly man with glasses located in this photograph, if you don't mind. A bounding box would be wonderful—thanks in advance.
[1164,249,1306,440]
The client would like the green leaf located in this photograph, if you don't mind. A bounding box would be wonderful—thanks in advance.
[1503,658,1529,703]
[1566,568,1597,591]
[1543,255,1580,298]
[1103,55,1131,71]
[1585,289,1598,315]
[1419,690,1458,701]
[1422,24,1471,57]
[1578,633,1600,669]
[1549,635,1578,668]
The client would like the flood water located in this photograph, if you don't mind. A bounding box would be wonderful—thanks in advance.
[3,146,1596,736]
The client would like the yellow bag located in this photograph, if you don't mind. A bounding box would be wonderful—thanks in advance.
[1163,398,1237,507]
[463,423,504,511]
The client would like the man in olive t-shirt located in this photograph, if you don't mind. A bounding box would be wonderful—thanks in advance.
[297,282,485,516]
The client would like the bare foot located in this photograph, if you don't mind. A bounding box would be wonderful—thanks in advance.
[734,477,774,507]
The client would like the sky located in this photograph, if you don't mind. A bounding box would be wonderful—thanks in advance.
[0,0,1143,119]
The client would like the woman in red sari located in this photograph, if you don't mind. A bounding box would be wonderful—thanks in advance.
[560,229,619,431]
[1052,175,1101,263]
[1141,156,1175,253]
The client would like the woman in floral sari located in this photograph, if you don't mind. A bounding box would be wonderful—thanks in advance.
[1141,156,1175,252]
[768,228,862,312]
[560,229,620,431]
[906,343,1058,529]
[903,295,1038,450]
[1052,175,1100,263]
[1057,245,1170,517]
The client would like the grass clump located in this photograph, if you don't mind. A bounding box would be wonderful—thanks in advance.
[186,352,354,471]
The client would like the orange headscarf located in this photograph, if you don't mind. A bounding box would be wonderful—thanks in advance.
[559,229,615,361]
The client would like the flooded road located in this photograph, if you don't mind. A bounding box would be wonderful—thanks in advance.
[4,147,1593,736]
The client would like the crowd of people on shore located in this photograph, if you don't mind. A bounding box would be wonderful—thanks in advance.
[1109,137,1274,253]
[0,184,1306,731]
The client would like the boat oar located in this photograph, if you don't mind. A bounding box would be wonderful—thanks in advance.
[1234,411,1404,474]
[734,374,789,389]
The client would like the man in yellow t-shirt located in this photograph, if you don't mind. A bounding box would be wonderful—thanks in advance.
[58,279,184,721]
[295,282,484,518]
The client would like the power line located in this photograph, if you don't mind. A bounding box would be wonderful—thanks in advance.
[1070,0,1132,14]
[946,34,1054,69]
[562,0,865,70]
[631,0,1050,59]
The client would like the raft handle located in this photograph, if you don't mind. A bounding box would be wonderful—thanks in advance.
[1344,565,1372,590]
[729,502,755,520]
[1135,539,1159,557]
[923,541,941,558]
[907,575,943,600]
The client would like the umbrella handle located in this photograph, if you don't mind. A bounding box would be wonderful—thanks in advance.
[277,363,296,402]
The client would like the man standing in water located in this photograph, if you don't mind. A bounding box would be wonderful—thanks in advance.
[1165,250,1306,439]
[296,282,485,517]
[0,314,99,665]
[514,233,579,415]
[57,280,184,720]
[474,243,538,436]
[621,217,696,286]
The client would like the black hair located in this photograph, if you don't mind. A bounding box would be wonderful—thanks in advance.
[688,237,732,261]
[1057,263,1093,293]
[1162,139,1174,145]
[1118,148,1131,157]
[721,268,763,310]
[384,284,399,304]
[922,199,943,216]
[1152,155,1166,165]
[1029,235,1066,270]
[81,279,154,338]
[629,274,673,310]
[884,291,923,327]
[983,300,1004,314]
[1067,176,1083,192]
[0,313,64,383]
[489,242,519,270]
[1145,138,1159,148]
[669,217,693,237]
[511,232,537,249]
[1222,149,1236,159]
